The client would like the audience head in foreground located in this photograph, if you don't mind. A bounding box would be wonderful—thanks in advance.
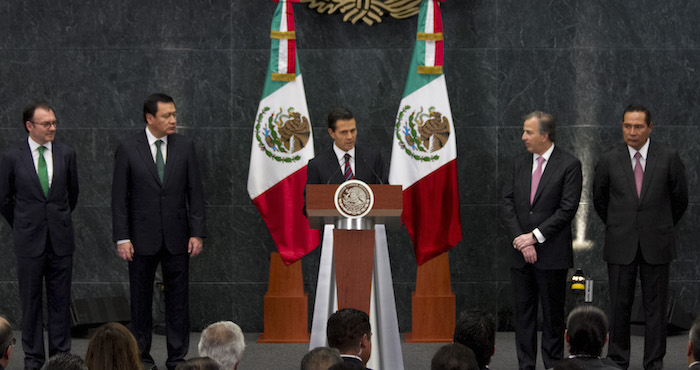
[431,343,479,370]
[689,316,700,369]
[84,322,141,370]
[0,316,13,370]
[327,308,372,367]
[301,346,343,370]
[198,321,246,370]
[175,356,221,370]
[557,305,620,370]
[45,353,88,370]
[453,309,495,370]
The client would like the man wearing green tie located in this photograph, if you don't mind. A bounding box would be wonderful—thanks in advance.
[0,102,79,370]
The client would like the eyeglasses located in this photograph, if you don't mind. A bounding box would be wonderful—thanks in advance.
[31,121,57,128]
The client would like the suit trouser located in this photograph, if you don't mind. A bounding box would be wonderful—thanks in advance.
[511,265,567,370]
[16,237,73,369]
[607,250,669,370]
[129,246,190,369]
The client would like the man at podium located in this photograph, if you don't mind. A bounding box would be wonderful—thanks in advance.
[306,107,403,369]
[306,107,385,185]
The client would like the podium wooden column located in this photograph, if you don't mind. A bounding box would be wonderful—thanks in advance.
[405,252,455,342]
[257,252,310,343]
[306,184,402,313]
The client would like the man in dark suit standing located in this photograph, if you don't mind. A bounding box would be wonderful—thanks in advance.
[593,105,688,370]
[307,107,384,185]
[112,93,206,370]
[501,111,582,370]
[0,103,79,370]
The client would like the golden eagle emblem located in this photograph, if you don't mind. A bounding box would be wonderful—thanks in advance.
[301,0,421,25]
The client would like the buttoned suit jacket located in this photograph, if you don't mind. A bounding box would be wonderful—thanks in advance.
[0,140,79,257]
[111,131,206,255]
[306,145,385,185]
[501,146,583,269]
[592,140,688,265]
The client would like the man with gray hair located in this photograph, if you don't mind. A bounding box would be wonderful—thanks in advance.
[301,347,343,370]
[689,317,700,369]
[501,111,583,369]
[0,317,13,370]
[198,321,245,370]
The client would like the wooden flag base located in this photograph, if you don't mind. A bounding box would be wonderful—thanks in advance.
[405,252,455,343]
[257,252,310,343]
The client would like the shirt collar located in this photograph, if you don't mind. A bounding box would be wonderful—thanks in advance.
[340,354,363,362]
[627,139,649,160]
[27,137,52,152]
[333,142,356,162]
[534,143,555,162]
[145,127,168,146]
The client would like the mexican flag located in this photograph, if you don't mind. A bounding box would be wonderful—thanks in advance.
[388,0,462,265]
[247,0,320,265]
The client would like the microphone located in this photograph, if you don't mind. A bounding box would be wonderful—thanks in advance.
[358,153,384,185]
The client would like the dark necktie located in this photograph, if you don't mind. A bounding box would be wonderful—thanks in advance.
[343,153,354,181]
[155,140,165,182]
[634,151,643,197]
[37,145,49,197]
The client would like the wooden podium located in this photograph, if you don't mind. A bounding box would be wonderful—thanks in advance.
[306,184,402,313]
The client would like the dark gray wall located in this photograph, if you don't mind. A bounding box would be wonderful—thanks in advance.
[0,1,699,332]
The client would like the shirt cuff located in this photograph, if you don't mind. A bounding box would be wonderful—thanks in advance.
[116,239,131,245]
[532,228,545,243]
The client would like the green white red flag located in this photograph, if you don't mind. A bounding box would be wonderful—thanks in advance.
[388,0,462,265]
[247,0,320,265]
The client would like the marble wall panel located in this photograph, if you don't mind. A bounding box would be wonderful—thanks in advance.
[71,205,127,282]
[499,49,700,131]
[457,127,499,204]
[189,206,236,283]
[189,282,237,332]
[0,50,232,130]
[0,283,21,326]
[497,0,700,49]
[451,204,502,282]
[447,49,498,128]
[0,1,231,50]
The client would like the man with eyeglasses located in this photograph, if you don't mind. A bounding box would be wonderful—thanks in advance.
[0,316,14,370]
[0,103,79,370]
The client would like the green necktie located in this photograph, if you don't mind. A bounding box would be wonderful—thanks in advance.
[155,140,165,182]
[37,145,49,197]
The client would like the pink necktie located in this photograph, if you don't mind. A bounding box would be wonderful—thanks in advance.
[530,156,545,204]
[634,151,643,197]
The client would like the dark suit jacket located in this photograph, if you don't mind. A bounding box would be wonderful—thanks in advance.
[0,140,79,257]
[341,355,369,369]
[111,131,206,255]
[593,141,688,265]
[306,145,385,185]
[555,357,622,369]
[501,146,582,269]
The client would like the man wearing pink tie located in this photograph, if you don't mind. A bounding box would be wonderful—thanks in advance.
[593,105,688,370]
[501,111,583,370]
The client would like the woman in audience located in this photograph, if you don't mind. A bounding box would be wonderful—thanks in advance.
[84,322,141,370]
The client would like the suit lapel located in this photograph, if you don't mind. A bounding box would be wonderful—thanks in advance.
[163,134,179,186]
[615,145,639,202]
[640,141,657,202]
[520,154,534,208]
[323,150,343,183]
[136,132,162,185]
[19,142,46,198]
[50,143,64,198]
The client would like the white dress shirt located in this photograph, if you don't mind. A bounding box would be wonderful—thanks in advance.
[627,138,649,171]
[332,143,355,175]
[145,127,168,163]
[28,137,53,187]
